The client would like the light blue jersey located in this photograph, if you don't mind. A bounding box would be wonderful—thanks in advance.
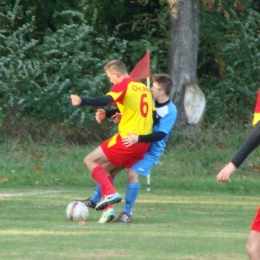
[131,100,177,176]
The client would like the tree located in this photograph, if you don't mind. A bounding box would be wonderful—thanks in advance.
[198,0,260,124]
[168,0,205,131]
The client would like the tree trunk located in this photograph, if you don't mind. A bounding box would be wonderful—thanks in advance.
[168,0,205,133]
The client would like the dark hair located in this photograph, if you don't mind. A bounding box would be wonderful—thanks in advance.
[104,60,127,74]
[151,74,173,96]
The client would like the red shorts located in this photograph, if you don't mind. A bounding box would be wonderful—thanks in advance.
[251,207,260,232]
[101,133,150,168]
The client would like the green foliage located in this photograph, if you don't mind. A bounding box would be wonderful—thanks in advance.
[0,1,128,130]
[2,0,260,133]
[109,0,169,73]
[0,123,259,189]
[0,0,170,133]
[199,0,260,123]
[0,0,39,125]
[2,0,86,37]
[34,9,128,126]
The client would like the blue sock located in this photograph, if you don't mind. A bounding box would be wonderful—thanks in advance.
[123,182,140,215]
[90,185,102,204]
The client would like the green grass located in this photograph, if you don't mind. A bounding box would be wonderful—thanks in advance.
[1,134,260,194]
[0,187,256,260]
[0,124,260,259]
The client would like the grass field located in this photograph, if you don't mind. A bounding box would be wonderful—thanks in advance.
[1,124,260,259]
[0,187,257,260]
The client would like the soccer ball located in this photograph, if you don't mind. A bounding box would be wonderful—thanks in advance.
[66,201,89,221]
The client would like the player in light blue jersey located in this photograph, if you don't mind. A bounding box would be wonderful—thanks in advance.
[82,74,177,223]
[130,96,177,173]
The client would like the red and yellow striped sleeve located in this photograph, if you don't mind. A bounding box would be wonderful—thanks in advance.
[253,90,260,126]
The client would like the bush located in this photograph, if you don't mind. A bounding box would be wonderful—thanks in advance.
[0,1,128,131]
[199,1,260,123]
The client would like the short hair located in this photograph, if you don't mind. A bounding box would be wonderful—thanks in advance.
[151,74,173,96]
[104,60,128,74]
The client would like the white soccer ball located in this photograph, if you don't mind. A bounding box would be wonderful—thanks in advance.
[66,201,89,221]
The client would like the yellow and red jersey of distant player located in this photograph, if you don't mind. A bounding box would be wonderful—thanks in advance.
[106,77,154,137]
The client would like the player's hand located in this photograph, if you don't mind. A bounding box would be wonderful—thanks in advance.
[95,109,106,124]
[122,133,138,147]
[70,94,82,106]
[111,113,122,124]
[216,162,236,183]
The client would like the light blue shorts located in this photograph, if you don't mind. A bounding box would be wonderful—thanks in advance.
[130,153,159,176]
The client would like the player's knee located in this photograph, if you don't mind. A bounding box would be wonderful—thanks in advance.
[246,240,260,258]
[127,170,139,183]
[246,242,253,258]
[83,155,89,168]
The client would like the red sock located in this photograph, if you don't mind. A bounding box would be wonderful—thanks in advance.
[91,166,116,196]
[107,175,114,185]
[103,176,114,211]
[104,205,113,211]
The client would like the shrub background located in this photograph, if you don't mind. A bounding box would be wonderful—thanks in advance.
[0,0,260,139]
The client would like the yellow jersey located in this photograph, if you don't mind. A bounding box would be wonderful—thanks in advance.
[106,77,154,137]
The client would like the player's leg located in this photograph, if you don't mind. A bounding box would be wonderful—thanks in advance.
[98,175,116,223]
[125,170,140,214]
[90,184,102,205]
[246,231,260,260]
[83,145,111,172]
[114,169,139,223]
[98,165,124,223]
[83,145,121,210]
[89,163,121,204]
[246,208,260,260]
[94,134,149,211]
[80,163,123,222]
[114,155,154,223]
[80,177,115,222]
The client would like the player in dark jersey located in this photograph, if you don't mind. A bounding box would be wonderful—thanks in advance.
[217,121,260,260]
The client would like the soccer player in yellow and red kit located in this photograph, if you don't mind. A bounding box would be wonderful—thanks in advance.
[70,60,154,211]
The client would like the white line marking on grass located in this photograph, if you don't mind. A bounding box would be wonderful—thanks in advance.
[0,190,65,198]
